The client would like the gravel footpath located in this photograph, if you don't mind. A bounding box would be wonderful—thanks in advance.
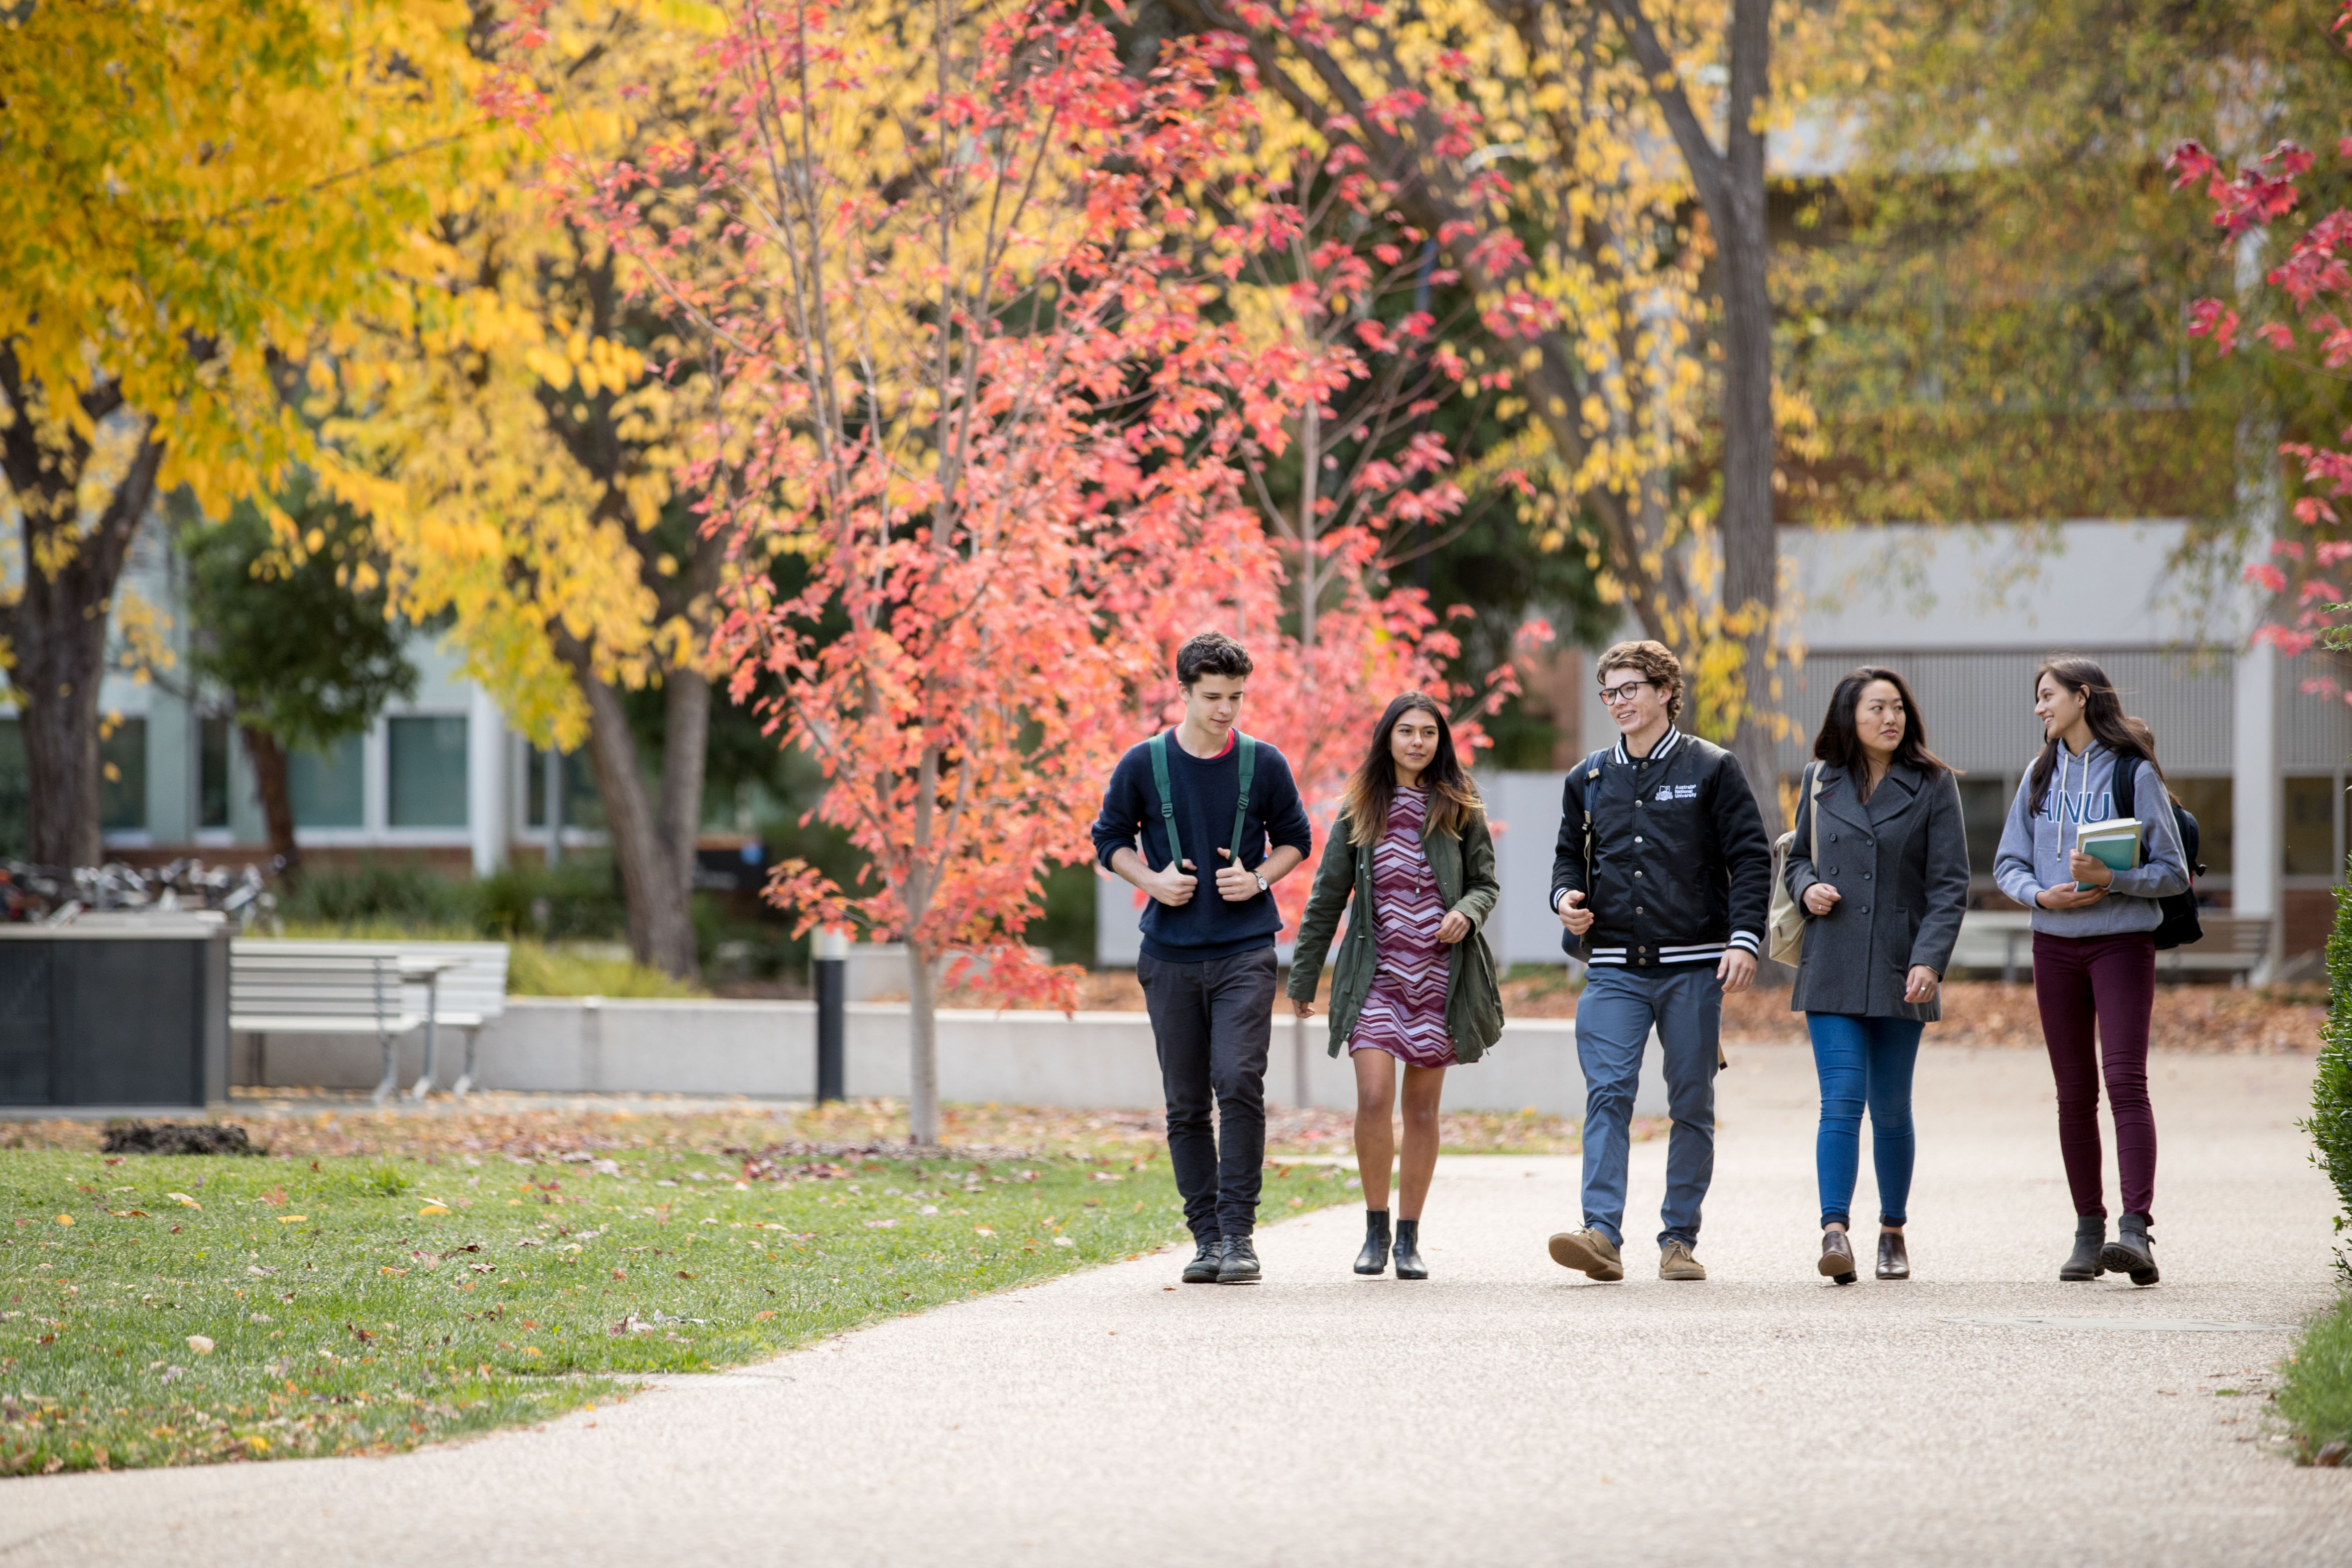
[4,1043,2345,1567]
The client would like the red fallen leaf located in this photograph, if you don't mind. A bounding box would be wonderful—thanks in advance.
[675,1270,695,1280]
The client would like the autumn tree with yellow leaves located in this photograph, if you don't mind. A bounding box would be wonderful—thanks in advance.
[340,0,734,977]
[0,0,480,867]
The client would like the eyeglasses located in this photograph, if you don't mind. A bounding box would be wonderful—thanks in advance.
[1598,680,1652,705]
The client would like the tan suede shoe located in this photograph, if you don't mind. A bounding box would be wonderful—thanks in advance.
[1658,1240,1707,1280]
[1546,1227,1625,1281]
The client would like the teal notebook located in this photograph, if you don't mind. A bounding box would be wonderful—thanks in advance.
[2076,818,2141,873]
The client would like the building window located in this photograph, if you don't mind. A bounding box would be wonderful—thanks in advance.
[100,718,146,832]
[199,717,232,830]
[288,733,366,828]
[525,747,604,831]
[388,715,470,828]
[2284,775,2343,879]
[2170,777,2232,878]
[1956,775,2010,877]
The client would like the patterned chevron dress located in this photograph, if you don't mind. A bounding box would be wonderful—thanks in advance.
[1347,787,1460,1069]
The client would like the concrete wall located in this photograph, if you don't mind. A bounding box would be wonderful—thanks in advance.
[239,998,1666,1117]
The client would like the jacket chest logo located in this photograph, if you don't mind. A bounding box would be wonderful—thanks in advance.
[1653,783,1697,801]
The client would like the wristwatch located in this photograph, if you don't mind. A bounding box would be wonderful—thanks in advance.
[1253,870,1270,895]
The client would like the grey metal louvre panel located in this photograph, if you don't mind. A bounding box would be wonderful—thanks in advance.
[1771,649,2234,777]
[2284,651,2352,766]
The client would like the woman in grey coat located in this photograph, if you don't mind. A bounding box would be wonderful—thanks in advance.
[1784,668,1970,1284]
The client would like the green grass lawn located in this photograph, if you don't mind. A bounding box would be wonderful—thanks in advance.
[1,1135,1355,1475]
[2280,1292,2352,1463]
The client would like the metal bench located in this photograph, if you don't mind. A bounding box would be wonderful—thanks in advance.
[1949,911,2036,981]
[1948,909,2272,981]
[229,942,421,1105]
[394,941,511,1099]
[2159,913,2272,978]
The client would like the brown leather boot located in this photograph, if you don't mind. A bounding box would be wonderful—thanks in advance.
[1876,1228,1910,1281]
[1818,1227,1857,1285]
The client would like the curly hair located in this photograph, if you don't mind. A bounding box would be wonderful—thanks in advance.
[1175,631,1253,686]
[1595,639,1683,722]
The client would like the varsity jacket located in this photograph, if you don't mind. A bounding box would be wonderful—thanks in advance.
[1546,725,1774,969]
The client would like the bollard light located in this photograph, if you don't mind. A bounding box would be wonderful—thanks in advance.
[814,927,847,1103]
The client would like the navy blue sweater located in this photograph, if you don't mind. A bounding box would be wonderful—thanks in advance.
[1089,730,1314,962]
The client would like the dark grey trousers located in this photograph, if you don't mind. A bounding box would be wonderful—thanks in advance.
[1137,946,1277,1242]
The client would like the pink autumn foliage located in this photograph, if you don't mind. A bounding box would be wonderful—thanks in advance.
[2172,3,2352,694]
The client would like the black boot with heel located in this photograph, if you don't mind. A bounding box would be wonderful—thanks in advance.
[2060,1215,2106,1282]
[2100,1211,2159,1286]
[1393,1218,1428,1280]
[1354,1209,1391,1276]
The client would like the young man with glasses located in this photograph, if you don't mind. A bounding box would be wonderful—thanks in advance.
[1092,632,1313,1285]
[1547,639,1772,1282]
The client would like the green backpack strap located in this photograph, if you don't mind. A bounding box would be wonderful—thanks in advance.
[1229,733,1256,865]
[1148,730,1183,868]
[1148,730,1255,874]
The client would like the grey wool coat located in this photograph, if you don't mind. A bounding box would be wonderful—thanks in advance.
[1286,800,1505,1062]
[1783,761,1970,1022]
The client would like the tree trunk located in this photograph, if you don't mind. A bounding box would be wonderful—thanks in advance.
[0,354,165,868]
[240,724,303,881]
[1599,0,1784,839]
[557,641,701,979]
[1716,0,1783,840]
[15,617,111,869]
[906,939,941,1146]
[658,665,711,909]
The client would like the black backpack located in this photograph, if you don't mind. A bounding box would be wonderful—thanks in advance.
[2112,753,2204,951]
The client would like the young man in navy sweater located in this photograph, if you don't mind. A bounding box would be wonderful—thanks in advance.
[1091,633,1313,1284]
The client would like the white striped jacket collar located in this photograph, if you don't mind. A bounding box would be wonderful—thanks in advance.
[1611,725,1685,766]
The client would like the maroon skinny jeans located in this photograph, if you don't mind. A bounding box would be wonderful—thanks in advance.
[2031,930,2157,1222]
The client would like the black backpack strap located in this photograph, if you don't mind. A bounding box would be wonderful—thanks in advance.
[1577,746,1610,899]
[2113,751,2151,854]
[1148,731,1182,868]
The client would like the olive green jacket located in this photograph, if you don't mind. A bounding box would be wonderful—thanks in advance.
[1284,801,1506,1062]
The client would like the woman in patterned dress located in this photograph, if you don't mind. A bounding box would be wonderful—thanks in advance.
[1287,694,1504,1279]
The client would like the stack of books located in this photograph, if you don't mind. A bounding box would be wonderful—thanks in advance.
[2075,817,2141,886]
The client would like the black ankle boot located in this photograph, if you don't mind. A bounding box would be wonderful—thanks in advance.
[2100,1211,2159,1286]
[2060,1215,2106,1282]
[1393,1218,1427,1280]
[1354,1210,1391,1276]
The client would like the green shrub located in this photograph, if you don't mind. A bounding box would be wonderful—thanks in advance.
[2315,884,2352,1279]
[273,858,473,929]
[2279,1294,2352,1462]
[504,939,702,998]
[474,856,628,941]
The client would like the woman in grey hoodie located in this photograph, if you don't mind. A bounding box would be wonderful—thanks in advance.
[1992,657,2189,1285]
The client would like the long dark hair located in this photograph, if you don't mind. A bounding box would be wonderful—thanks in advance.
[1812,667,1949,791]
[1340,693,1482,843]
[2026,655,2161,807]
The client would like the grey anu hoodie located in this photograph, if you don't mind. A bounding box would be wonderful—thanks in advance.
[1992,739,2189,938]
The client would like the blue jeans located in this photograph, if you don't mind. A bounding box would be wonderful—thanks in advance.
[1574,964,1721,1248]
[1805,1013,1923,1228]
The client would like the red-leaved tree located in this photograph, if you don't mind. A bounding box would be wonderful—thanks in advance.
[503,0,1534,1141]
[520,0,1353,1141]
[2170,12,2352,674]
